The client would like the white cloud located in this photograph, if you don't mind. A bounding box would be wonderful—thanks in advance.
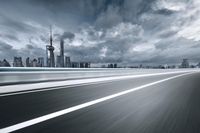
[105,23,143,40]
[176,0,200,41]
[100,46,108,58]
[154,0,186,11]
[132,44,155,52]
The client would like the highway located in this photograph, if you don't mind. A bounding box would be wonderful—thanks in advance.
[0,71,200,133]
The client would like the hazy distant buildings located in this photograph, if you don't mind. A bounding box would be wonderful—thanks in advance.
[31,59,38,67]
[108,64,113,68]
[197,62,200,68]
[0,59,10,67]
[38,57,44,67]
[26,57,44,67]
[2,27,93,68]
[85,62,90,68]
[26,57,30,67]
[80,62,91,68]
[13,57,24,67]
[101,65,106,68]
[60,39,64,67]
[71,62,79,68]
[65,56,71,67]
[114,64,117,68]
[46,58,51,67]
[56,55,61,67]
[181,59,189,68]
[108,63,117,68]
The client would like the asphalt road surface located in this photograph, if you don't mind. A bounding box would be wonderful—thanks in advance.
[0,72,200,133]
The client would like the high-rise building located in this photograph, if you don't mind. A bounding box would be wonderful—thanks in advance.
[31,59,38,67]
[56,55,61,67]
[181,59,189,68]
[46,26,55,67]
[26,57,30,67]
[71,62,79,68]
[60,39,64,67]
[38,57,44,67]
[13,57,23,67]
[85,62,90,68]
[65,56,71,67]
[0,60,2,67]
[108,63,114,68]
[47,58,51,67]
[80,62,84,68]
[80,62,91,68]
[114,63,117,68]
[197,62,200,68]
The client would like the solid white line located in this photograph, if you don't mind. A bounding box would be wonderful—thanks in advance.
[0,72,193,133]
[0,80,114,97]
[0,70,198,95]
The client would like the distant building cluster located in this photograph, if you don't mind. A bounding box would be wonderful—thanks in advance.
[0,56,92,68]
[108,63,118,68]
[0,59,10,67]
[13,57,24,67]
[0,28,200,69]
[1,56,200,69]
[0,26,91,68]
[26,57,44,67]
[181,59,190,68]
[45,26,91,68]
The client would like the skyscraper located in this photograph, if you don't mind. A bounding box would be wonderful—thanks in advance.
[65,56,71,67]
[60,39,64,67]
[181,59,189,68]
[13,57,23,67]
[56,55,61,67]
[26,57,30,67]
[71,62,79,68]
[85,62,90,68]
[38,57,44,67]
[80,62,84,68]
[46,26,55,67]
[31,59,38,67]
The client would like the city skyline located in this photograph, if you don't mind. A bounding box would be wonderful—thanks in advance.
[1,0,200,65]
[1,1,200,132]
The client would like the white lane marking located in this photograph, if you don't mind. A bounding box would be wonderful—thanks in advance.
[0,70,199,95]
[0,72,193,133]
[0,71,185,97]
[0,80,115,97]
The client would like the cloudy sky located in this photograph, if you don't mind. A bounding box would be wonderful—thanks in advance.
[0,0,200,66]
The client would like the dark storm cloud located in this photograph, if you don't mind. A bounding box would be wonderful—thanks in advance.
[65,45,123,63]
[0,34,19,41]
[19,44,46,59]
[0,41,18,62]
[0,13,35,33]
[26,44,34,49]
[64,38,134,63]
[61,32,75,40]
[28,0,156,29]
[53,32,75,42]
[0,41,13,50]
[0,0,199,65]
[0,41,45,63]
[154,9,176,15]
